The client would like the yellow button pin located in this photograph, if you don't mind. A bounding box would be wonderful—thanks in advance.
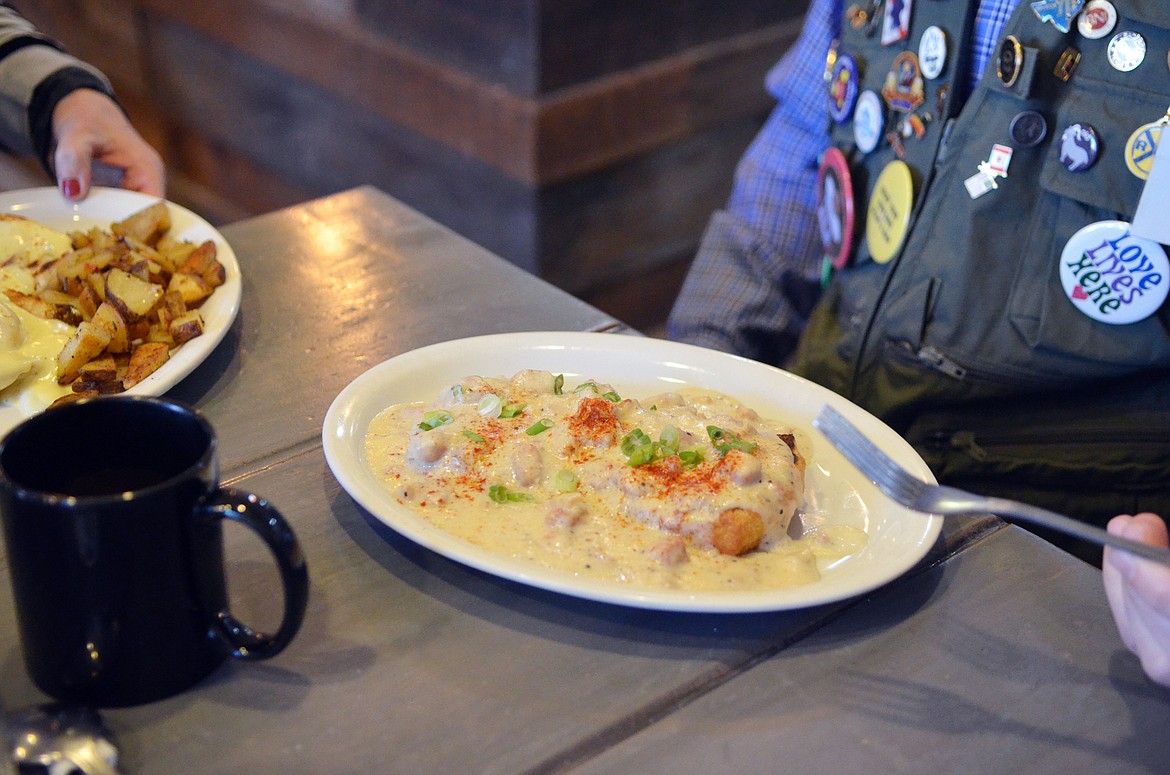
[866,160,914,264]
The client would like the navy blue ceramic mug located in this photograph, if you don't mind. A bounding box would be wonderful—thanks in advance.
[0,396,309,707]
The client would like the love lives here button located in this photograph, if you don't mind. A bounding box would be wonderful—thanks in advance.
[1059,220,1168,325]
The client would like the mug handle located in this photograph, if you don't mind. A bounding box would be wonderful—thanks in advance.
[199,488,310,660]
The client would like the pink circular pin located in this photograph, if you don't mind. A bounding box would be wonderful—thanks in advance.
[816,147,856,270]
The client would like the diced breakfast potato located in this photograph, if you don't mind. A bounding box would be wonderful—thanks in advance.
[105,267,164,322]
[169,311,204,345]
[177,241,225,287]
[112,201,171,246]
[1,200,228,400]
[123,341,170,389]
[77,353,118,383]
[166,272,213,306]
[91,302,130,353]
[56,320,112,384]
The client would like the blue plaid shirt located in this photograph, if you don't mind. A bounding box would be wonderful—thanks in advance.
[667,0,1020,364]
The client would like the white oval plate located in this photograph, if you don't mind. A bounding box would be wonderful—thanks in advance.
[323,332,942,612]
[0,187,241,436]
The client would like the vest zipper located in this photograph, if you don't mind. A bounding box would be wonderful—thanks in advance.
[914,344,967,379]
[887,340,1067,390]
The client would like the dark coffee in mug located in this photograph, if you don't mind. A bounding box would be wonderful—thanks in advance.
[0,396,309,707]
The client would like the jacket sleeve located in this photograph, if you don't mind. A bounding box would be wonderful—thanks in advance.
[667,0,838,366]
[0,3,116,173]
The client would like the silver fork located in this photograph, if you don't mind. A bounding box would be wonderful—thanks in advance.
[813,404,1170,567]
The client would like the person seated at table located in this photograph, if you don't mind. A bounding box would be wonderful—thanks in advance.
[666,0,1170,563]
[1104,513,1170,688]
[0,4,164,200]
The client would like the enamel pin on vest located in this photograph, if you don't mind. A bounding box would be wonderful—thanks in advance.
[1126,119,1164,180]
[1077,0,1116,39]
[817,147,857,270]
[866,161,914,263]
[1059,123,1100,171]
[918,26,948,80]
[829,54,861,124]
[1030,0,1085,33]
[853,90,885,154]
[881,0,913,46]
[964,144,1013,199]
[1108,30,1146,72]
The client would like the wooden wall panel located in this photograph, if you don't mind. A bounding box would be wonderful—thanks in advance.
[540,120,761,294]
[350,0,808,95]
[16,0,808,328]
[353,0,539,93]
[537,0,807,92]
[144,16,541,271]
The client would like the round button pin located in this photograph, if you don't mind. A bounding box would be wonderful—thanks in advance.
[828,53,860,124]
[1010,110,1048,148]
[866,160,914,265]
[853,89,885,154]
[918,26,947,80]
[1125,121,1163,179]
[1059,221,1169,324]
[998,35,1023,88]
[1058,123,1100,171]
[1078,0,1117,39]
[1107,31,1146,72]
[817,147,856,270]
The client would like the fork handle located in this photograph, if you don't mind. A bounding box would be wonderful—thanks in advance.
[974,495,1170,567]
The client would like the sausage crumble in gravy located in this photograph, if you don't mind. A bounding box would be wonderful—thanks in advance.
[365,370,866,592]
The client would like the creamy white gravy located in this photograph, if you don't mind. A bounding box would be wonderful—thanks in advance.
[365,370,866,592]
[0,298,72,412]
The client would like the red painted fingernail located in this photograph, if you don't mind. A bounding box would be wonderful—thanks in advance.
[61,178,80,198]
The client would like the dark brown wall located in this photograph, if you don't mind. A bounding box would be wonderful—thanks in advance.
[18,0,807,329]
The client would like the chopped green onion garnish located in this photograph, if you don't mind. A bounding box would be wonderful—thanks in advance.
[525,418,554,435]
[574,381,599,394]
[488,485,536,503]
[602,391,621,402]
[477,394,502,417]
[554,469,578,493]
[707,425,758,456]
[620,428,669,466]
[620,428,652,457]
[553,374,564,395]
[660,424,680,452]
[462,430,485,443]
[418,410,454,431]
[500,402,527,418]
[621,427,705,466]
[627,444,658,466]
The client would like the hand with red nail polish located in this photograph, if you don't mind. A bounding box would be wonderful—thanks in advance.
[51,88,165,201]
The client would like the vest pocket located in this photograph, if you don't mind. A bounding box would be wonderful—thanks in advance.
[1004,82,1170,377]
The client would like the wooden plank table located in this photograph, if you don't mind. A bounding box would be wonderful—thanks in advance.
[2,187,1166,774]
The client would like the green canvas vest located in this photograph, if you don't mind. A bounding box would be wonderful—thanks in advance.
[790,0,1170,553]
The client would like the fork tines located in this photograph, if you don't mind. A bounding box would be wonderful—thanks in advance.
[811,404,927,506]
